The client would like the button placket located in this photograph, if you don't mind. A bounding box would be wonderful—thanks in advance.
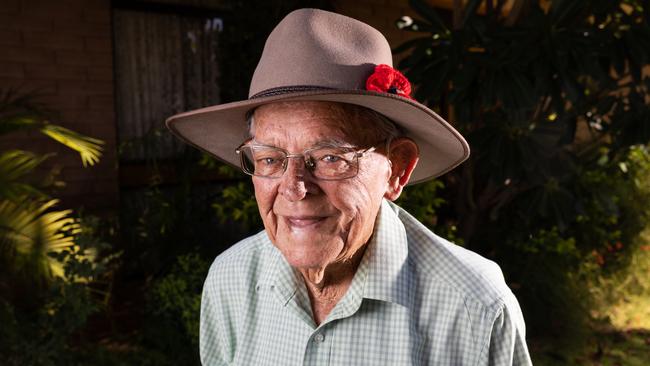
[303,327,332,365]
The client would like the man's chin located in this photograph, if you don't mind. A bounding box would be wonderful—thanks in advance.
[276,240,339,270]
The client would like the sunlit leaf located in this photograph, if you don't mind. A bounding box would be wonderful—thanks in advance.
[0,198,92,283]
[0,150,50,200]
[40,124,104,167]
[1,88,105,167]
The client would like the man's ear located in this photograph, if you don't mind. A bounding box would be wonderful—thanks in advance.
[384,137,419,201]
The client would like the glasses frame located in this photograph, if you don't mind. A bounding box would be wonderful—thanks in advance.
[235,139,382,180]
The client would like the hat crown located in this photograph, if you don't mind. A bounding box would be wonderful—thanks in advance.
[167,9,470,185]
[249,9,393,98]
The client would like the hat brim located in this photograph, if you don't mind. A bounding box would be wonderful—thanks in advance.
[165,90,469,185]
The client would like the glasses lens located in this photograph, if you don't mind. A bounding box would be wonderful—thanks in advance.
[240,146,286,177]
[308,147,358,179]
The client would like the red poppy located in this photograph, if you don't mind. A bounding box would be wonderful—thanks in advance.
[366,64,413,99]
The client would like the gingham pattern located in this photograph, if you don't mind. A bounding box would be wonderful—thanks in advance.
[200,200,532,365]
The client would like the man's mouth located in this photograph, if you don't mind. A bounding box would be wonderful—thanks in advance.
[284,216,327,229]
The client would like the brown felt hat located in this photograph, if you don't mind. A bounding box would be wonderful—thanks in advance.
[166,8,469,184]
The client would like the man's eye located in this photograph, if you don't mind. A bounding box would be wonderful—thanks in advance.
[321,155,342,163]
[257,157,280,165]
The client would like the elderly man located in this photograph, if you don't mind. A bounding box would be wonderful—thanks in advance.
[167,8,532,366]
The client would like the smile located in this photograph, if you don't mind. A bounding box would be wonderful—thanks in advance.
[284,216,327,229]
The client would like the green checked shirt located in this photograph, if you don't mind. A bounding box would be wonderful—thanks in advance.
[200,200,532,365]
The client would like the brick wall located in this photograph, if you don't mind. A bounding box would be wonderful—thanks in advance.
[0,0,431,213]
[0,0,118,213]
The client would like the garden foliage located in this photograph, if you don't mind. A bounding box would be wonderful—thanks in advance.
[394,0,650,349]
[3,1,650,364]
[0,90,104,290]
[0,89,109,365]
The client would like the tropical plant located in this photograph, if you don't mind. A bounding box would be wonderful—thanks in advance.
[0,88,104,290]
[0,89,113,365]
[395,0,650,342]
[396,0,650,246]
[0,220,111,366]
[0,89,103,166]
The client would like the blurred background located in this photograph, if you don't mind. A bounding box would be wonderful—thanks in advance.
[1,0,649,364]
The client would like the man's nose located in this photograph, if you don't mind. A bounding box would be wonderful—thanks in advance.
[279,157,311,201]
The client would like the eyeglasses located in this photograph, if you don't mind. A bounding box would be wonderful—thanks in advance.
[235,140,381,180]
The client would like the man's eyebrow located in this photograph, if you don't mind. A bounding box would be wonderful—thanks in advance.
[248,140,278,149]
[310,138,355,149]
[249,138,356,150]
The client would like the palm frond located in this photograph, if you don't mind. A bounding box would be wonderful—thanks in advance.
[0,88,53,135]
[0,88,104,166]
[0,115,40,135]
[0,198,90,282]
[40,124,104,167]
[0,150,50,200]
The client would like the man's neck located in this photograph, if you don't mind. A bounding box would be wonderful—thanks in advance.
[299,244,367,325]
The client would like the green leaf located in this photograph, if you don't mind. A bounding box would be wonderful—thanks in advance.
[0,198,88,283]
[40,124,104,167]
[0,88,104,166]
[0,115,39,135]
[0,150,50,201]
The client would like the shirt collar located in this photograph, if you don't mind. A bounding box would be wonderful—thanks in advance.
[360,199,413,308]
[264,242,316,326]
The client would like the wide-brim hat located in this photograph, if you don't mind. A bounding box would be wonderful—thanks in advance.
[166,8,469,184]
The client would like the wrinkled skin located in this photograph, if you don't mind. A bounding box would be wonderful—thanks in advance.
[250,101,418,323]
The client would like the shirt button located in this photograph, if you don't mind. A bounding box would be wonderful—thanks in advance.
[313,333,325,343]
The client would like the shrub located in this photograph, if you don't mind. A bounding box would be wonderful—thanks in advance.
[143,252,211,364]
[395,0,650,340]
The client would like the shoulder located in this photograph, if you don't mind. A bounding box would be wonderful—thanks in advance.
[387,203,531,363]
[391,203,512,309]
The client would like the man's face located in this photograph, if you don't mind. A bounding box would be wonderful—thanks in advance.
[251,101,392,274]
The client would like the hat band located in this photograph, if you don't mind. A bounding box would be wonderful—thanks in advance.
[250,85,336,99]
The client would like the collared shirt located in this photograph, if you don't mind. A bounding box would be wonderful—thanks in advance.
[200,200,532,365]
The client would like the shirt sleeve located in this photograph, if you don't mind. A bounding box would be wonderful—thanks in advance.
[479,292,533,366]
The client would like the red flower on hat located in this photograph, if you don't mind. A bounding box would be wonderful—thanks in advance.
[366,64,413,99]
